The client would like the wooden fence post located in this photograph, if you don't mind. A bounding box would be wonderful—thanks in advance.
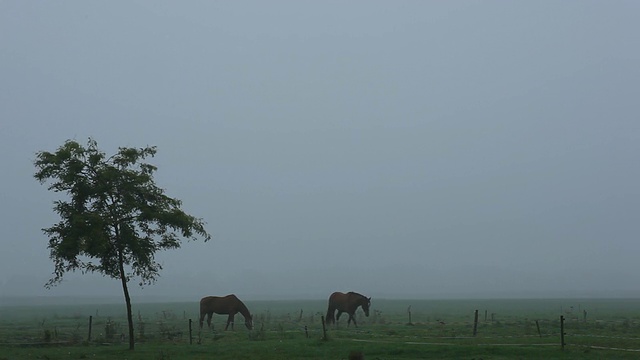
[473,310,479,336]
[88,315,93,342]
[189,319,193,345]
[535,320,541,338]
[560,315,566,350]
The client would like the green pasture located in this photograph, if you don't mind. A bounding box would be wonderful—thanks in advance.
[1,298,640,359]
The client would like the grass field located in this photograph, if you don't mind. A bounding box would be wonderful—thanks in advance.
[1,298,640,359]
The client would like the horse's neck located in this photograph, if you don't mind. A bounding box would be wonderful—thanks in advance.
[237,300,250,318]
[353,295,366,307]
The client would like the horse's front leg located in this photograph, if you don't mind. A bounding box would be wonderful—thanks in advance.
[336,310,343,323]
[225,314,235,331]
[350,313,358,328]
[346,313,355,327]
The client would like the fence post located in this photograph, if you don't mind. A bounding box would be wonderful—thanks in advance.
[560,315,565,350]
[535,320,541,338]
[189,319,193,345]
[473,310,479,336]
[88,315,93,342]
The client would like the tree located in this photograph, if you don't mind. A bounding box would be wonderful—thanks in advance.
[34,139,211,350]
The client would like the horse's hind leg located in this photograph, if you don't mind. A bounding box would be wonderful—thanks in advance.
[199,313,205,329]
[207,313,213,329]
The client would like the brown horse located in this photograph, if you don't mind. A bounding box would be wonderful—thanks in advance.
[325,291,371,327]
[199,294,253,330]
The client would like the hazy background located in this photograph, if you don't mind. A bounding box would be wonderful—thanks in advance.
[1,1,639,303]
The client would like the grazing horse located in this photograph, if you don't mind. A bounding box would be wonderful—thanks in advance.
[199,294,253,330]
[325,291,371,327]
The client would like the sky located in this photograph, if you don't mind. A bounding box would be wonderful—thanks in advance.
[1,1,639,302]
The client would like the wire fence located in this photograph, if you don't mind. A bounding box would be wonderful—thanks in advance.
[2,304,640,353]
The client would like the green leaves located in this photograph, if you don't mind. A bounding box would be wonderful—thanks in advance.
[34,139,211,288]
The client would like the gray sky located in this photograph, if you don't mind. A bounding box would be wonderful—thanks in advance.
[1,1,639,301]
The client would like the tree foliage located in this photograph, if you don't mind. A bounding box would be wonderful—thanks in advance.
[34,138,211,349]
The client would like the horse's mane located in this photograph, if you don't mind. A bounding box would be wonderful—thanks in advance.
[238,299,249,312]
[235,296,251,317]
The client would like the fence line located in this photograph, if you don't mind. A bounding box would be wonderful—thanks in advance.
[4,309,640,353]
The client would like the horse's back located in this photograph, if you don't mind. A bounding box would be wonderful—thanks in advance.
[329,291,368,307]
[200,296,219,313]
[328,292,350,308]
[200,295,225,304]
[200,294,243,314]
[201,294,238,303]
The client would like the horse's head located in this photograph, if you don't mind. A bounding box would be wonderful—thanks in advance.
[362,297,371,317]
[245,314,253,330]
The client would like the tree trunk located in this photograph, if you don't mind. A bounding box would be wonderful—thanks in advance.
[118,250,135,350]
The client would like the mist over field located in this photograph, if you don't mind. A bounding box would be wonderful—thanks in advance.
[1,1,639,304]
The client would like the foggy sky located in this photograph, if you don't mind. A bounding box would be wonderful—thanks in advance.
[1,1,639,302]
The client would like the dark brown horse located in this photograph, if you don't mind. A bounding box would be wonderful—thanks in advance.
[325,291,371,327]
[199,294,253,330]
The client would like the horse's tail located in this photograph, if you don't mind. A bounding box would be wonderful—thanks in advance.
[198,308,205,328]
[326,304,335,324]
[199,297,208,328]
